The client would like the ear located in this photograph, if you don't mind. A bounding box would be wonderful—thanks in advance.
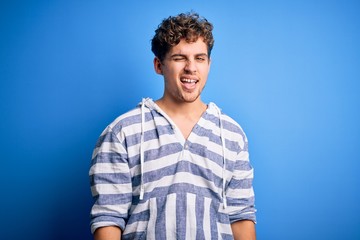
[154,57,163,75]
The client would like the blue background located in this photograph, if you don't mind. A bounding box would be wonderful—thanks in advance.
[1,0,359,239]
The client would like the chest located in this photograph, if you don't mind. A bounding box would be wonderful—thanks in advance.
[127,121,236,184]
[172,117,198,140]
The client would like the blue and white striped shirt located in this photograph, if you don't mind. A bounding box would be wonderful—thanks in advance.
[90,98,256,239]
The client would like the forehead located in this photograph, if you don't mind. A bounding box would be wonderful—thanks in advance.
[168,38,208,55]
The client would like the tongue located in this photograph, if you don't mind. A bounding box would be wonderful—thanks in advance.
[182,81,196,90]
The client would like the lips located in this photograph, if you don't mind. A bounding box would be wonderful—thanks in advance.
[180,77,198,90]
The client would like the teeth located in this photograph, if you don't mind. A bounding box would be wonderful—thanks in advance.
[181,78,197,83]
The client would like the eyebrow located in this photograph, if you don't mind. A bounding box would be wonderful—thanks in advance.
[170,53,209,58]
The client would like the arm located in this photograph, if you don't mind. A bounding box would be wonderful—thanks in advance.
[90,127,132,237]
[94,226,121,240]
[231,220,256,240]
[226,130,257,238]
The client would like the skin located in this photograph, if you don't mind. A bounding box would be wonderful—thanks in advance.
[93,221,256,240]
[231,220,256,240]
[94,37,256,240]
[155,37,256,239]
[94,226,121,240]
[154,37,211,139]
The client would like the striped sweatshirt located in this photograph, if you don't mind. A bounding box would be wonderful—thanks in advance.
[89,98,256,239]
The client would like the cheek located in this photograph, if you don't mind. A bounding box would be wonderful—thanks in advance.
[200,67,210,78]
[164,66,183,80]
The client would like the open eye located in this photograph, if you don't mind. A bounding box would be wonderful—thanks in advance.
[195,54,208,62]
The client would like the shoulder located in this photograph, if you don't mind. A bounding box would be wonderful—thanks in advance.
[221,112,248,146]
[208,102,248,148]
[208,102,246,134]
[222,114,247,137]
[102,106,142,136]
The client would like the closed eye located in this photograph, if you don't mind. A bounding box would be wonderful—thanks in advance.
[173,57,186,61]
[171,55,187,61]
[170,54,208,62]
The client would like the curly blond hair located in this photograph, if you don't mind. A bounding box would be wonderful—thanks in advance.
[151,12,214,61]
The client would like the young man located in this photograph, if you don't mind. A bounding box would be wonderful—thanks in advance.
[89,12,256,239]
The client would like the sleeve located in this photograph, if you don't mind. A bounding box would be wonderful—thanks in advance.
[89,126,133,234]
[225,137,257,224]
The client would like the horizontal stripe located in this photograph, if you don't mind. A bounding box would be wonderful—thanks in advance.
[230,170,253,181]
[90,99,256,236]
[226,195,256,207]
[122,220,148,236]
[202,110,245,137]
[143,161,223,189]
[111,113,141,131]
[126,210,150,225]
[93,193,133,205]
[92,142,127,159]
[201,111,221,126]
[135,182,221,202]
[89,162,129,175]
[129,200,151,214]
[127,155,245,189]
[122,231,146,240]
[192,124,222,145]
[91,203,130,216]
[234,158,252,171]
[90,172,131,186]
[134,151,181,173]
[228,210,257,223]
[124,125,174,147]
[91,183,131,195]
[226,188,255,199]
[143,142,184,162]
[181,150,227,178]
[189,142,224,166]
[90,220,124,234]
[96,130,121,146]
[127,143,183,169]
[91,152,128,165]
[228,178,254,189]
[192,125,242,153]
[226,199,255,211]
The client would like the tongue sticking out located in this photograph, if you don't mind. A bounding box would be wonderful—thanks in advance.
[181,78,197,90]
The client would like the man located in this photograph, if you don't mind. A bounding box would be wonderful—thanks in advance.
[89,12,256,239]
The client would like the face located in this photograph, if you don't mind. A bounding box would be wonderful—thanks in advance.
[154,38,211,104]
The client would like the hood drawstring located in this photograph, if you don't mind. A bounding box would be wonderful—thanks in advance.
[139,98,146,200]
[216,105,227,209]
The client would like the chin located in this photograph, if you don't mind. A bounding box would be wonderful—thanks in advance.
[181,95,201,103]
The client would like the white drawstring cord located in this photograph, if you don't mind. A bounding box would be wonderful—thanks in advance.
[216,106,227,209]
[139,98,145,200]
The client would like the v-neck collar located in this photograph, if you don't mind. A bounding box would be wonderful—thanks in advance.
[147,99,211,144]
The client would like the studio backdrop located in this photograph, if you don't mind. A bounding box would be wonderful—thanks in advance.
[1,1,359,239]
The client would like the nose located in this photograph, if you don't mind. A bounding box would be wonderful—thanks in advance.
[184,60,197,73]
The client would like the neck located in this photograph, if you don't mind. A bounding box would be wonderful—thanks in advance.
[155,97,207,118]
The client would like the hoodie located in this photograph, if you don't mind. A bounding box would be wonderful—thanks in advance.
[89,98,256,239]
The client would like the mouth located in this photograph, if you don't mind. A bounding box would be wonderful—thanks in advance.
[180,78,199,90]
[181,78,198,83]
